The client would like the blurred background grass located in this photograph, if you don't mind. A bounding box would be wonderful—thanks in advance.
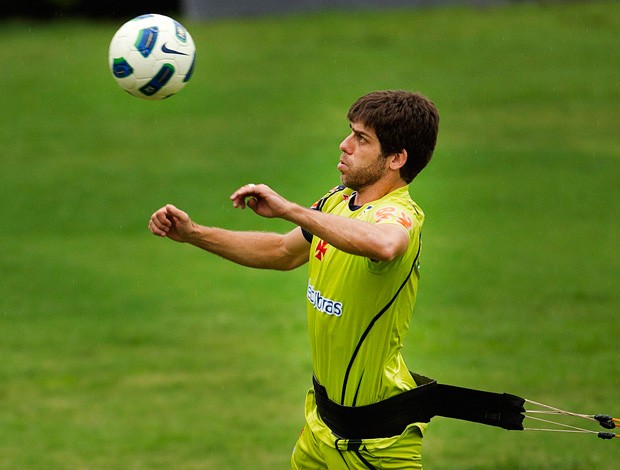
[1,1,619,468]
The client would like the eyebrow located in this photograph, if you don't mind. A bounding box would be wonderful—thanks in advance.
[350,124,373,141]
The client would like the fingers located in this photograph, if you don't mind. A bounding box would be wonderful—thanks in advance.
[163,204,186,220]
[148,204,179,237]
[230,183,264,209]
[148,208,170,237]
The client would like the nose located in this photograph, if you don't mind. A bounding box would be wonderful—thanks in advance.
[339,132,354,154]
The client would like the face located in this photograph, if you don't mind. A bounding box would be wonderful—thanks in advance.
[338,122,388,191]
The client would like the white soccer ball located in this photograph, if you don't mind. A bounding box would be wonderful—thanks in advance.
[109,14,196,100]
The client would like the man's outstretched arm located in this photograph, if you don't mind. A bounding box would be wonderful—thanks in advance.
[230,184,410,263]
[148,203,310,271]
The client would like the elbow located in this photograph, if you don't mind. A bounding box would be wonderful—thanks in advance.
[276,253,308,271]
[276,260,300,271]
[368,228,409,262]
[278,260,306,272]
[372,243,403,263]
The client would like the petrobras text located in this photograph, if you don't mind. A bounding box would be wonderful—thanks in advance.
[307,283,343,317]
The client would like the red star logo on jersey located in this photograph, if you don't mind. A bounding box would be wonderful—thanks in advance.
[315,240,329,260]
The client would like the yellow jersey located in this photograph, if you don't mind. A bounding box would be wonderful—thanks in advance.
[304,184,424,411]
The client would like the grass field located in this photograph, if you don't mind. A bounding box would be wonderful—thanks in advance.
[1,1,619,468]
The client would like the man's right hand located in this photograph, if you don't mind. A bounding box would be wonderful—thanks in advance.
[148,204,195,243]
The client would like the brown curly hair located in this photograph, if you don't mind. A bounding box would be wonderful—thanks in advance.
[347,90,439,183]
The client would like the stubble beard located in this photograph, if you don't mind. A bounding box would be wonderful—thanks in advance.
[340,154,388,192]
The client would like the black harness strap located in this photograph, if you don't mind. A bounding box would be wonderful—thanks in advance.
[313,373,525,440]
[432,383,526,431]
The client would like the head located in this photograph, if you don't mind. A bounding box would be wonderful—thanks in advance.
[346,90,439,183]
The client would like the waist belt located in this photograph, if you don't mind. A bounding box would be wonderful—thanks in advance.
[312,373,525,440]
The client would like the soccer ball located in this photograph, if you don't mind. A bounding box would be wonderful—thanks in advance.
[108,14,196,100]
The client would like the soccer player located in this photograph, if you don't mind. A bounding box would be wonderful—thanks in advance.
[148,90,439,469]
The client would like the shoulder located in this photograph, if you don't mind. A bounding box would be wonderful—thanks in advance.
[310,185,354,212]
[301,185,354,242]
[367,188,424,232]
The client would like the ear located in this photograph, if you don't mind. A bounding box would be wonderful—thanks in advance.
[388,149,408,171]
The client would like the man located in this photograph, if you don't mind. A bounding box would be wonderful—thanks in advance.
[148,90,439,469]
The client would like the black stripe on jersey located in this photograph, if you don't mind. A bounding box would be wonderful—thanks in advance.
[340,234,422,405]
[316,185,347,212]
[352,370,365,406]
[301,185,347,242]
[301,227,313,243]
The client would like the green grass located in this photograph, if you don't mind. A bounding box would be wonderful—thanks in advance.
[1,1,619,468]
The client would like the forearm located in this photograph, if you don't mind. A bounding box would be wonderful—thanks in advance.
[282,203,407,262]
[227,184,402,261]
[186,224,304,271]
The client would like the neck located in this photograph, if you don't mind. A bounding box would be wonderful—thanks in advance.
[353,179,407,206]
